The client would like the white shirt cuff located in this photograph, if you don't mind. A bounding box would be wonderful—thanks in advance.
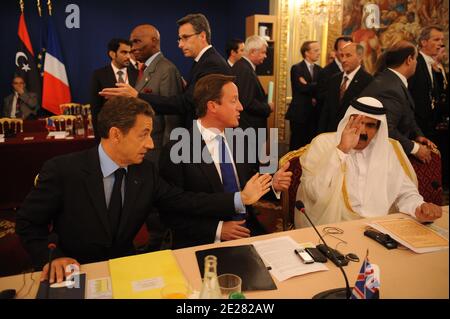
[214,221,223,243]
[410,141,420,154]
[271,183,281,199]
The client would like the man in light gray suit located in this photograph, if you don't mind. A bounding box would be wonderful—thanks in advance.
[2,76,38,119]
[131,24,183,165]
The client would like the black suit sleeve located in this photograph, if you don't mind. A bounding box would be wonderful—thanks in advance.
[291,65,317,95]
[15,159,66,268]
[233,65,271,117]
[90,71,103,135]
[158,142,221,243]
[153,164,235,219]
[138,92,194,116]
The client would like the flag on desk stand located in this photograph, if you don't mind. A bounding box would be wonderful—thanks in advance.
[45,118,56,131]
[351,250,380,299]
[42,11,71,115]
[15,9,41,99]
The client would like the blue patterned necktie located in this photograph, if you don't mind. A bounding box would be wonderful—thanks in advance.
[217,136,246,222]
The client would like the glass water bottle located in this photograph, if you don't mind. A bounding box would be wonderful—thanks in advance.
[199,255,222,299]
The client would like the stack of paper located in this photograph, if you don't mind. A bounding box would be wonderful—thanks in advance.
[109,250,187,298]
[252,236,328,282]
[369,218,449,253]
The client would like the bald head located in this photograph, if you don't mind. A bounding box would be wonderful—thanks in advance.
[130,24,161,62]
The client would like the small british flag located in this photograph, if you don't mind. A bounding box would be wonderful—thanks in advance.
[351,251,380,299]
[46,118,56,131]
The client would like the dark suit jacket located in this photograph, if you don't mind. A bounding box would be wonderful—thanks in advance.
[285,60,322,123]
[316,59,341,107]
[408,53,440,137]
[138,47,231,128]
[362,69,424,154]
[232,58,271,129]
[90,65,138,134]
[16,147,236,268]
[2,91,38,119]
[319,67,373,132]
[158,124,267,248]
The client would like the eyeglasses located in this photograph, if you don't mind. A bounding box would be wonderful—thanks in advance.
[177,32,200,43]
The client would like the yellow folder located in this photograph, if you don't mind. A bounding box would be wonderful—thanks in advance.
[108,250,187,299]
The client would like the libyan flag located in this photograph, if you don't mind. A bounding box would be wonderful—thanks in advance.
[15,13,41,100]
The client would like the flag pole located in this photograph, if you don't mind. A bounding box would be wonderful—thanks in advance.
[37,0,42,17]
[19,0,24,13]
[47,0,52,16]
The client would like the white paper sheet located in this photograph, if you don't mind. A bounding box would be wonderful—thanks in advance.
[252,236,328,282]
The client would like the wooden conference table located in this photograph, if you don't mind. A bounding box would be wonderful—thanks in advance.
[0,210,448,299]
[0,131,96,209]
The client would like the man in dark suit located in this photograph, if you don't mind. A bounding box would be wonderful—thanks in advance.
[232,35,273,132]
[409,26,444,139]
[100,13,231,129]
[159,74,291,248]
[319,43,373,132]
[2,76,38,119]
[15,96,271,283]
[285,41,322,150]
[225,38,244,67]
[361,41,435,163]
[316,36,353,107]
[90,38,138,137]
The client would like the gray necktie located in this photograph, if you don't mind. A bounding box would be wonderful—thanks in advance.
[309,64,315,80]
[117,70,125,83]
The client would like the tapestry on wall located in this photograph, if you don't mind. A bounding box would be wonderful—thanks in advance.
[342,0,449,74]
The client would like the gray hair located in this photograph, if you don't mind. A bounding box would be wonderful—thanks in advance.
[418,25,443,47]
[244,35,268,54]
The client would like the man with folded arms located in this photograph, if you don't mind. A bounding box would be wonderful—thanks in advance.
[295,97,441,228]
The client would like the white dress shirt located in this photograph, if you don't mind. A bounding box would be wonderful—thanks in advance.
[196,120,243,243]
[111,63,129,84]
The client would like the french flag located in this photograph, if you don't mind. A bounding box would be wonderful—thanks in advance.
[42,17,71,115]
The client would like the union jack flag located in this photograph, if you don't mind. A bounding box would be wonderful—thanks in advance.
[46,118,56,131]
[351,252,380,299]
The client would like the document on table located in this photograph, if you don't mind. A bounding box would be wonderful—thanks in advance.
[369,218,449,253]
[87,277,112,299]
[252,236,328,282]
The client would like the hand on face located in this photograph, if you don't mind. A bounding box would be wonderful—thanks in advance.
[338,115,364,153]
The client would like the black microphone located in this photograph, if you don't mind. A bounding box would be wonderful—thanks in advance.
[295,201,352,299]
[46,233,58,299]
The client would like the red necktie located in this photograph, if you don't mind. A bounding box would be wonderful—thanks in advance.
[138,64,146,82]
